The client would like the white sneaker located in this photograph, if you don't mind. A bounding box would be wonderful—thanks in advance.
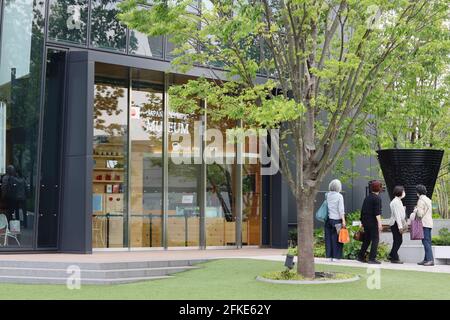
[329,258,334,262]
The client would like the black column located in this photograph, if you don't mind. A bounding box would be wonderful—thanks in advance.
[270,172,289,248]
[59,51,94,253]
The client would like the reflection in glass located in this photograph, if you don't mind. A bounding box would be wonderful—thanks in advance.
[130,68,164,248]
[91,0,127,52]
[0,0,46,249]
[167,76,202,247]
[206,163,237,246]
[205,116,237,246]
[240,130,261,245]
[129,30,164,58]
[92,63,128,248]
[242,164,261,245]
[166,37,178,60]
[48,0,88,45]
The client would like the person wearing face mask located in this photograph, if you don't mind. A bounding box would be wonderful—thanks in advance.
[388,186,407,264]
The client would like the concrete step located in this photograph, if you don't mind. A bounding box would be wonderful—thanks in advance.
[0,265,199,278]
[0,275,173,285]
[0,259,208,270]
[0,259,208,284]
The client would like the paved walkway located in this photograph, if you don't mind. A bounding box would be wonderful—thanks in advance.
[0,248,285,263]
[241,255,450,274]
[1,248,449,274]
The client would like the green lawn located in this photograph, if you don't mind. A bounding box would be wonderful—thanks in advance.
[1,259,449,300]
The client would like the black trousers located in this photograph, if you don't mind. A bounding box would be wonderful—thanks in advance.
[358,223,379,261]
[324,218,343,259]
[389,222,403,261]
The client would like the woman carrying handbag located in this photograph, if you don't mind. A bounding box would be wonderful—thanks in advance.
[409,185,434,266]
[324,179,347,262]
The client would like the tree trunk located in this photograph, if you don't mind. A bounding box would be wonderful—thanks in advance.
[296,190,316,278]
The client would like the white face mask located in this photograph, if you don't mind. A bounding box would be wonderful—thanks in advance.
[400,191,406,199]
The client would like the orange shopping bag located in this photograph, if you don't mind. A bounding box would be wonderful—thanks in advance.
[338,227,350,244]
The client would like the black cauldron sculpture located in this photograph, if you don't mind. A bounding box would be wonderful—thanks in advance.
[377,149,444,216]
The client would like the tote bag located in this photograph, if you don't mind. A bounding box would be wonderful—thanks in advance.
[315,197,328,222]
[338,227,350,244]
[410,218,424,240]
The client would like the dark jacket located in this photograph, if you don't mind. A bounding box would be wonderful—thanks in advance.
[361,193,382,226]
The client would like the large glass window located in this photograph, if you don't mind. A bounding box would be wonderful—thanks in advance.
[89,65,260,250]
[129,30,164,58]
[167,75,202,247]
[91,0,127,52]
[205,116,238,246]
[130,68,164,248]
[240,130,261,245]
[242,163,261,245]
[0,0,46,249]
[92,63,129,248]
[48,0,88,45]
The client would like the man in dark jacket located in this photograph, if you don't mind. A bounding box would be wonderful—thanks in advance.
[357,180,383,264]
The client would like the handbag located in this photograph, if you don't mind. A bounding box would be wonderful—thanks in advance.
[410,217,424,240]
[338,227,350,244]
[315,195,328,222]
[400,218,409,234]
[353,227,365,241]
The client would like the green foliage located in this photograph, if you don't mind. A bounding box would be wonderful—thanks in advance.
[288,229,297,246]
[432,228,450,246]
[367,17,450,150]
[167,78,303,128]
[435,174,449,219]
[118,0,450,145]
[432,213,442,219]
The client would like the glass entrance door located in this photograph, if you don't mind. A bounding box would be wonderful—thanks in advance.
[130,68,164,248]
[92,63,129,249]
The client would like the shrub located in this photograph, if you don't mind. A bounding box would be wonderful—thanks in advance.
[432,213,442,219]
[432,228,450,246]
[286,242,325,257]
[288,229,297,246]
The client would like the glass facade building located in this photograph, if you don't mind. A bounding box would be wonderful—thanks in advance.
[0,0,271,252]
